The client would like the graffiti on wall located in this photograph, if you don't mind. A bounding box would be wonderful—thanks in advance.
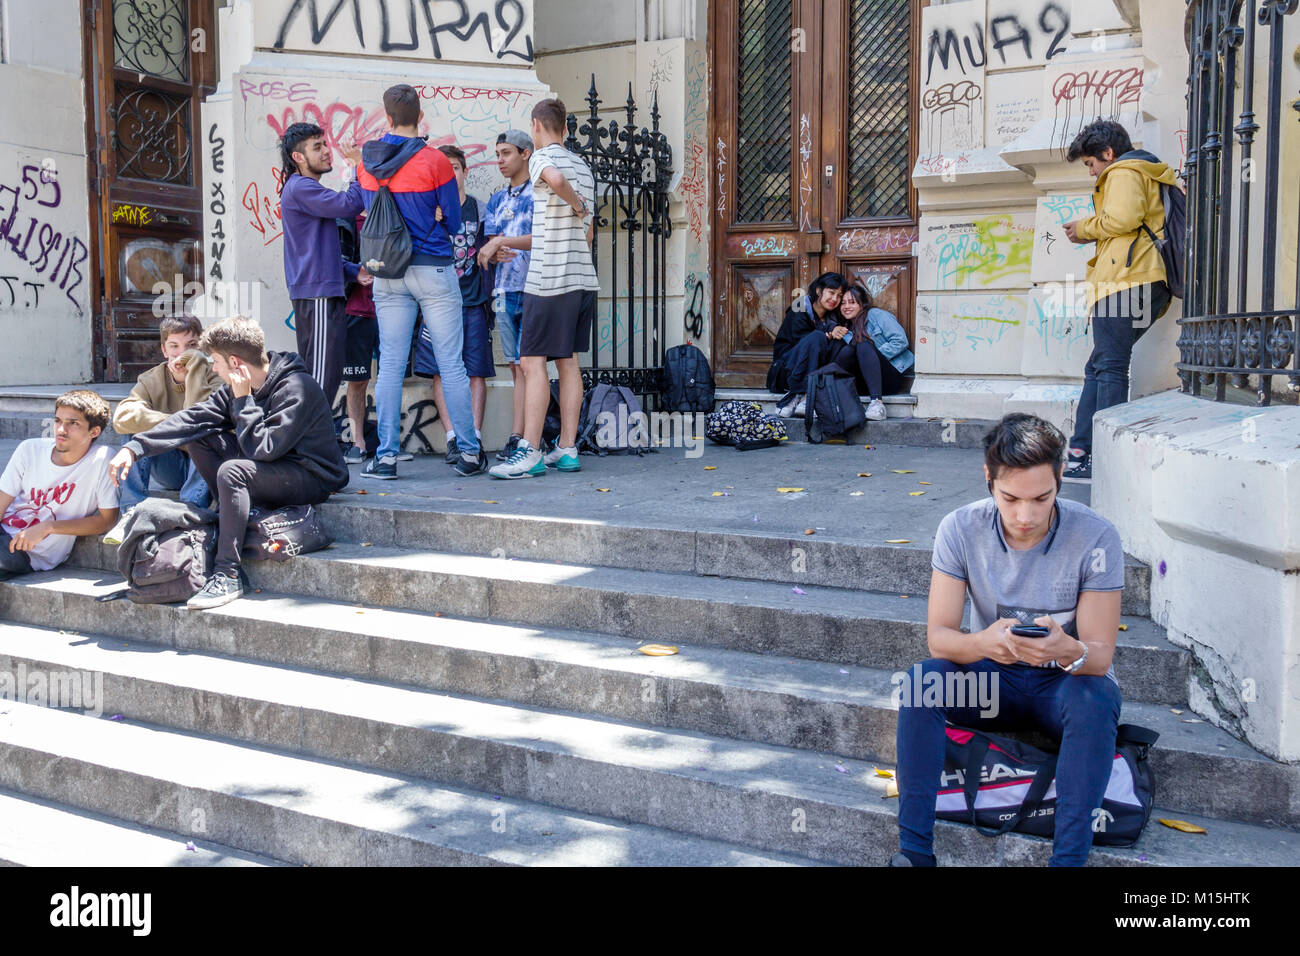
[0,163,89,313]
[920,214,1034,291]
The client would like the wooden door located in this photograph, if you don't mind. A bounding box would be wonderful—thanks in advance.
[85,0,215,382]
[711,0,920,388]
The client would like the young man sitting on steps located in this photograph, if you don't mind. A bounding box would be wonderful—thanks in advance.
[108,316,349,610]
[0,390,119,579]
[891,413,1125,867]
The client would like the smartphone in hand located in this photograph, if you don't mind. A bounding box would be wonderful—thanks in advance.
[1010,625,1050,638]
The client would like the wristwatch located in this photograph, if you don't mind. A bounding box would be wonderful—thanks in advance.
[1058,640,1089,673]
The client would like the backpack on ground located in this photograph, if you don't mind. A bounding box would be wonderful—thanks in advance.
[705,400,787,450]
[360,167,415,279]
[661,344,715,413]
[935,723,1159,847]
[805,364,865,443]
[576,384,650,455]
[125,526,217,605]
[242,504,332,562]
[1127,180,1186,300]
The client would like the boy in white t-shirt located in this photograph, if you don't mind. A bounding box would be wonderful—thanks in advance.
[0,390,120,576]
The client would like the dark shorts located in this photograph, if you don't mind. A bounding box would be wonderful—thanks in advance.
[342,313,378,382]
[520,290,595,360]
[412,302,496,379]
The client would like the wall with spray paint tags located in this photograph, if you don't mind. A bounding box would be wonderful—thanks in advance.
[0,0,94,385]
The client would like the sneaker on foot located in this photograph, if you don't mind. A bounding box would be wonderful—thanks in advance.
[395,451,414,462]
[187,570,244,610]
[362,455,398,480]
[488,441,544,479]
[496,434,522,462]
[444,436,460,465]
[865,398,887,421]
[103,506,135,546]
[1062,451,1092,484]
[543,445,581,472]
[452,450,489,477]
[778,397,807,418]
[343,446,366,465]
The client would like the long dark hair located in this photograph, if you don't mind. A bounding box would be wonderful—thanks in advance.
[806,271,847,318]
[842,283,872,341]
[279,122,324,194]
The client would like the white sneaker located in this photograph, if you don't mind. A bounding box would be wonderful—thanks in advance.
[103,507,135,546]
[866,398,887,421]
[488,441,545,479]
[778,398,806,418]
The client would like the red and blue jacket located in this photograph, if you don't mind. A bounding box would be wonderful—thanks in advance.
[356,134,462,264]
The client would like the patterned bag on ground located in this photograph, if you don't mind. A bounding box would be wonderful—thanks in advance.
[576,384,650,455]
[805,363,865,443]
[934,723,1159,847]
[661,343,715,413]
[126,526,216,605]
[242,504,332,562]
[705,400,787,450]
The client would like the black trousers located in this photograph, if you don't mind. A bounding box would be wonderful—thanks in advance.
[833,340,912,398]
[185,432,332,574]
[774,331,846,396]
[293,296,348,408]
[0,530,34,578]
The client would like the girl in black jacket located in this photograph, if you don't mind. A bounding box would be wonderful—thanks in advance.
[766,272,850,414]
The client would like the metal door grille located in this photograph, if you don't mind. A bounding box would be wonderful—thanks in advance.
[847,0,911,218]
[736,0,793,223]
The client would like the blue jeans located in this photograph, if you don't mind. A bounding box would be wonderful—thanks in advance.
[896,657,1122,867]
[493,290,524,364]
[1070,282,1171,454]
[120,448,211,510]
[372,264,479,459]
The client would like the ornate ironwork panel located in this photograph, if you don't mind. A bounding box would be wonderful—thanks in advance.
[113,83,193,185]
[1179,0,1299,404]
[735,0,793,223]
[846,0,911,218]
[565,80,674,403]
[113,0,190,82]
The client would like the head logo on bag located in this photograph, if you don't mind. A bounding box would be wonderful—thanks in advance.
[360,180,413,279]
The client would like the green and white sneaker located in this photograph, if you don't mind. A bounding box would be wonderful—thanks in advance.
[488,441,545,479]
[543,444,581,472]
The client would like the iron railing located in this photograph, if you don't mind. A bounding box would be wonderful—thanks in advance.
[565,78,674,401]
[1179,0,1299,404]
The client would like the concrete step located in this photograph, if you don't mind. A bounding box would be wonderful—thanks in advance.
[60,544,1180,703]
[0,621,1292,842]
[0,699,812,867]
[0,789,281,867]
[0,571,1190,757]
[71,498,1153,620]
[0,412,53,441]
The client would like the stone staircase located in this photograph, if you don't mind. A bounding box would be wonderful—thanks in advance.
[1,486,1297,866]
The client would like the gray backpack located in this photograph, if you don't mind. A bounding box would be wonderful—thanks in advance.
[126,526,216,605]
[576,384,650,455]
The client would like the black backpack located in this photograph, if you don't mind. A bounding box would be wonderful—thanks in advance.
[542,379,563,446]
[126,526,217,605]
[576,384,650,455]
[242,505,332,562]
[661,344,715,413]
[360,162,416,279]
[1127,180,1186,299]
[805,364,865,443]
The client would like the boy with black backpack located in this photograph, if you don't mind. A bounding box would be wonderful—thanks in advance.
[1061,120,1179,483]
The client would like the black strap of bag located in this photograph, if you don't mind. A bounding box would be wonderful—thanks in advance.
[961,736,1059,837]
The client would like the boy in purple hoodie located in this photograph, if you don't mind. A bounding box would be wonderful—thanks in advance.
[278,122,365,406]
[342,85,483,480]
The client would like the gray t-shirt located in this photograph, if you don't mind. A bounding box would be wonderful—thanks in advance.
[931,496,1125,684]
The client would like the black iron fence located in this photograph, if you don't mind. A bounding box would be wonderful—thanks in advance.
[1179,0,1299,404]
[565,78,674,403]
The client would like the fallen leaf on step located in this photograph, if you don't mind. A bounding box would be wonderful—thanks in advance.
[777,487,804,493]
[825,439,846,444]
[857,472,872,477]
[597,488,611,493]
[918,481,932,485]
[712,491,725,497]
[704,465,717,470]
[804,528,816,535]
[377,492,389,496]
[834,764,849,774]
[483,500,500,504]
[910,491,926,496]
[900,595,909,599]
[1181,718,1203,723]
[1158,818,1207,834]
[884,780,899,799]
[355,489,368,495]
[873,767,896,779]
[1118,624,1128,631]
[792,587,806,595]
[639,644,679,656]
[892,469,915,474]
[1171,708,1184,715]
[864,444,874,449]
[361,542,373,547]
[850,491,864,496]
[886,539,911,544]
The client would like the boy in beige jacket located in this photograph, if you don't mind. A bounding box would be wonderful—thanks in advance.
[105,315,222,543]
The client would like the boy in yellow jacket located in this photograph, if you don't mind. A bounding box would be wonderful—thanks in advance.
[104,315,222,543]
[1062,120,1177,483]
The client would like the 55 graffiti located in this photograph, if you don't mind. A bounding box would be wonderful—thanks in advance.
[0,164,88,312]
